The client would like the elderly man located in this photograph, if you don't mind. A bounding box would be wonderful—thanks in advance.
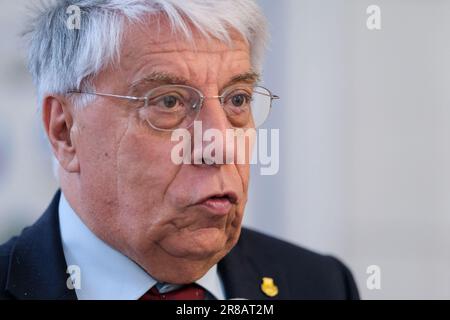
[0,0,359,300]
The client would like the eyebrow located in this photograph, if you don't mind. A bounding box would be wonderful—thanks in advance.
[221,71,261,90]
[130,71,189,93]
[130,70,261,94]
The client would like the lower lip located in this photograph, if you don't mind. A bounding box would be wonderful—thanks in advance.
[199,198,233,215]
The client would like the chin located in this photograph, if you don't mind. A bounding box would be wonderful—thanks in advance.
[163,228,229,260]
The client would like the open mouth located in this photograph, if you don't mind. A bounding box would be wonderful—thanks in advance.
[209,193,238,204]
[196,192,238,215]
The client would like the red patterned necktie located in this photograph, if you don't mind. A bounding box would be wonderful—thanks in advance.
[140,283,206,300]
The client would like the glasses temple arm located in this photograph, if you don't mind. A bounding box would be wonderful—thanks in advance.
[67,91,147,102]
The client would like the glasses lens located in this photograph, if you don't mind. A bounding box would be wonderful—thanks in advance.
[144,85,201,130]
[221,86,273,128]
[251,87,272,127]
[222,86,254,128]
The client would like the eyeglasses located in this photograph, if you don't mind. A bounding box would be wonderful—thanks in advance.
[68,84,279,131]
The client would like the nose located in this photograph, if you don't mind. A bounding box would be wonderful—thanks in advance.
[199,95,230,132]
[191,94,234,166]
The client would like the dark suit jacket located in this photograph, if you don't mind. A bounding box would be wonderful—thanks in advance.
[0,191,359,300]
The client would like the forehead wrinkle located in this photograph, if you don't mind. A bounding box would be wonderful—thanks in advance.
[127,52,252,92]
[124,46,249,79]
[122,26,249,64]
[125,17,249,55]
[135,29,248,49]
[125,47,250,63]
[129,69,259,96]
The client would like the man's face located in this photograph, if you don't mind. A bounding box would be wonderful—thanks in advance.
[68,19,253,282]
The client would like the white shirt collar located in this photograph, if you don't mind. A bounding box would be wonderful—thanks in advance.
[58,192,226,300]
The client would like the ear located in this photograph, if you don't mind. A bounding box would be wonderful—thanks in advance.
[42,96,80,173]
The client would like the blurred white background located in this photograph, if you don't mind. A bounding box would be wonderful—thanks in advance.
[0,0,449,299]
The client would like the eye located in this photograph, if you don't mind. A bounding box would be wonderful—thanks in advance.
[228,93,252,108]
[161,95,179,109]
[231,94,245,107]
[150,93,185,110]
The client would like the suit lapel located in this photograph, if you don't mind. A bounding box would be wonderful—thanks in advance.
[5,190,77,300]
[218,229,290,300]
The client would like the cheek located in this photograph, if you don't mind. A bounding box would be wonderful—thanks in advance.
[76,114,123,201]
[115,130,179,211]
[236,163,250,194]
[234,164,250,220]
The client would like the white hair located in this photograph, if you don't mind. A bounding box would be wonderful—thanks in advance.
[24,0,268,108]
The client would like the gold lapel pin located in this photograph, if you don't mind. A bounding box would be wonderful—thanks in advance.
[261,277,279,297]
